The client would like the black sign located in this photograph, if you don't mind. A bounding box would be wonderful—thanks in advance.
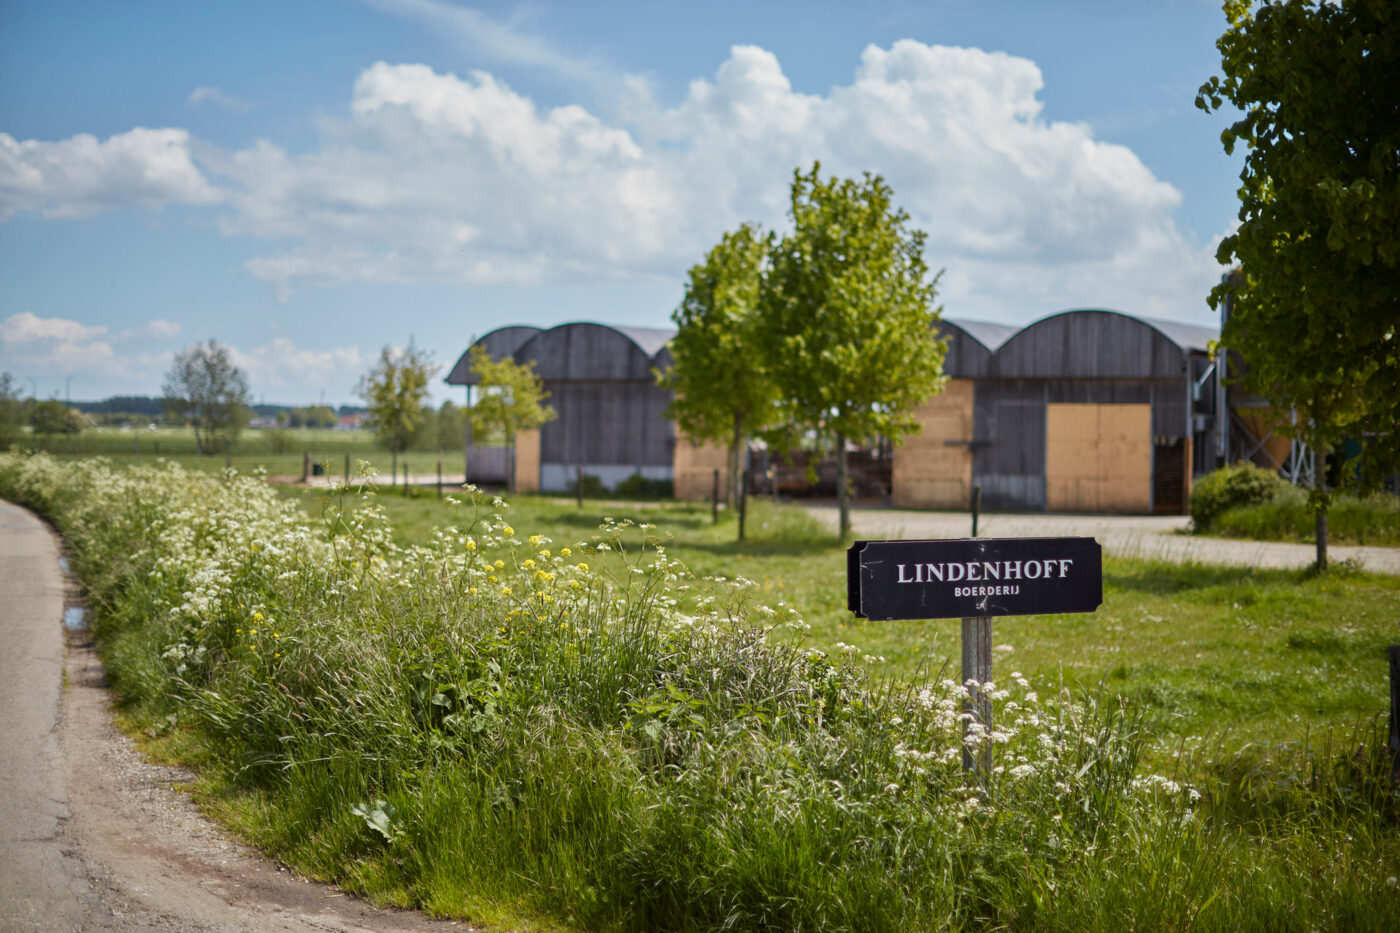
[847,537,1102,621]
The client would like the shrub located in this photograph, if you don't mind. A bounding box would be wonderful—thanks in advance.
[614,472,673,499]
[1190,461,1292,532]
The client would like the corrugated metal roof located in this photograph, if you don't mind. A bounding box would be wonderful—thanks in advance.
[608,324,676,359]
[1133,315,1219,353]
[942,318,1019,352]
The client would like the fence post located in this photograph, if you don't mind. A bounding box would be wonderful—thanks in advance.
[577,465,584,508]
[302,451,311,483]
[961,615,993,774]
[712,468,720,524]
[344,453,350,483]
[738,469,748,541]
[436,460,442,499]
[403,462,409,490]
[1389,645,1400,784]
[971,483,982,538]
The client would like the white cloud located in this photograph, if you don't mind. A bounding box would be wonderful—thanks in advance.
[200,42,1221,319]
[228,338,364,392]
[0,310,107,345]
[188,85,254,113]
[147,318,183,339]
[2,40,1224,322]
[0,127,222,219]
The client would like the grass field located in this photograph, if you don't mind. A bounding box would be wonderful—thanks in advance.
[288,483,1400,761]
[6,454,1399,930]
[17,425,462,480]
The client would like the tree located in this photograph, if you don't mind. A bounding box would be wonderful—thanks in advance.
[433,400,466,453]
[660,222,779,513]
[468,345,556,494]
[0,372,24,449]
[163,340,251,455]
[33,399,84,440]
[357,342,438,484]
[758,163,948,539]
[1198,0,1400,569]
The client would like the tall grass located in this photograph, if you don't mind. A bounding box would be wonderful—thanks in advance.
[1212,488,1400,546]
[4,451,1399,931]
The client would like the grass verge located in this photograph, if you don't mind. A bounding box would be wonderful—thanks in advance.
[4,453,1399,931]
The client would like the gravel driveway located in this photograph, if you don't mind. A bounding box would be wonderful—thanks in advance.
[805,505,1400,575]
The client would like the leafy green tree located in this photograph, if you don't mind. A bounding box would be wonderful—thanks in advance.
[163,340,251,455]
[661,222,778,512]
[33,400,84,440]
[0,373,26,449]
[468,345,556,493]
[357,342,438,484]
[433,399,466,453]
[758,163,947,539]
[1198,0,1399,569]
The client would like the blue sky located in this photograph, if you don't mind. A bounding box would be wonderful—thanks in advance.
[1,0,1241,406]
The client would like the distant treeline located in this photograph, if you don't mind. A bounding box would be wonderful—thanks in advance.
[70,396,369,420]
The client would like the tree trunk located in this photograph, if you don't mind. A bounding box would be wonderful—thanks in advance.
[1314,443,1328,571]
[729,413,744,509]
[836,430,850,540]
[391,446,398,486]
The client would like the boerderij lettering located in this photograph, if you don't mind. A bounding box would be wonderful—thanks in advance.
[847,537,1102,621]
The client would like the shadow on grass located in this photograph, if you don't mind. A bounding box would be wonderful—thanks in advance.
[1103,559,1293,596]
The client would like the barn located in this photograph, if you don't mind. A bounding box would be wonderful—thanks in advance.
[892,309,1220,514]
[445,322,677,493]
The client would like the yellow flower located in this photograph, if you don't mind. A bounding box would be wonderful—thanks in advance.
[465,538,476,551]
[501,586,512,596]
[468,586,478,595]
[560,547,571,557]
[488,575,498,584]
[494,560,505,569]
[250,628,258,636]
[502,525,515,537]
[253,611,264,622]
[528,534,543,546]
[538,549,550,559]
[523,558,535,569]
[576,562,589,573]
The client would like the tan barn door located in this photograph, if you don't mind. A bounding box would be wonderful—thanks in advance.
[1046,403,1151,513]
[892,379,974,509]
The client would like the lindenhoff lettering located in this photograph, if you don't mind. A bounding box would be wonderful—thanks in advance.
[848,537,1102,621]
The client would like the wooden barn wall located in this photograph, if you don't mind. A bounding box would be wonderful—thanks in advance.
[892,378,975,509]
[993,312,1186,380]
[524,325,655,381]
[971,378,1188,512]
[973,381,1047,510]
[937,326,994,379]
[539,380,674,467]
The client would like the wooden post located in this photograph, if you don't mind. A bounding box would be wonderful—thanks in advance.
[961,616,993,774]
[738,469,748,541]
[344,453,350,483]
[436,460,442,499]
[403,462,409,490]
[1389,645,1400,784]
[971,484,982,538]
[577,465,584,508]
[301,451,311,483]
[712,468,720,524]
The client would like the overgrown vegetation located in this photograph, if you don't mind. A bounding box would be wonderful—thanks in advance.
[1192,461,1399,546]
[4,452,1399,931]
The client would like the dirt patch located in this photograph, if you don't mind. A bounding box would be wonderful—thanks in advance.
[58,597,472,931]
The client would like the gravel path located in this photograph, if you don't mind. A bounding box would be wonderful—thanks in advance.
[0,499,465,933]
[804,505,1400,574]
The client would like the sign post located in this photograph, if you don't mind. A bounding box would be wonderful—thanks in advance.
[848,536,1102,773]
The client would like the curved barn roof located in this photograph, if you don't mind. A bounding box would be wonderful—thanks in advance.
[992,309,1217,380]
[445,322,675,384]
[445,325,542,385]
[938,318,1019,379]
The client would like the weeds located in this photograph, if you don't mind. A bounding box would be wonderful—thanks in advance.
[3,451,1398,931]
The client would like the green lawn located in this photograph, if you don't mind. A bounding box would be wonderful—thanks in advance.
[20,425,462,480]
[286,484,1400,760]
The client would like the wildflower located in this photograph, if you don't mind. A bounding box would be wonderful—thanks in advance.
[465,538,476,551]
[523,559,535,569]
[494,560,505,569]
[576,562,589,573]
[253,611,264,622]
[560,547,571,557]
[528,535,543,546]
[502,525,515,537]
